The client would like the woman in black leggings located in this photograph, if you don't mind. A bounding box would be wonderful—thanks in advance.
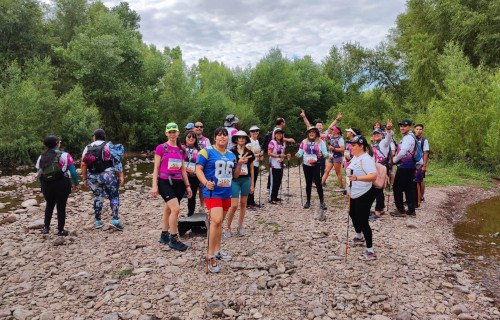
[182,131,201,216]
[346,135,378,261]
[36,136,79,236]
[296,127,330,210]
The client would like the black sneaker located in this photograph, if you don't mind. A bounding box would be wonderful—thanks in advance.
[390,210,406,217]
[303,201,311,209]
[168,235,188,252]
[406,211,416,217]
[159,231,170,244]
[57,230,69,236]
[320,202,327,210]
[41,227,50,234]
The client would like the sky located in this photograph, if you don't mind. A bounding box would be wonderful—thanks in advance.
[57,0,409,67]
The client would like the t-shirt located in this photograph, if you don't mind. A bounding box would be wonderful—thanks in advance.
[268,140,285,169]
[231,147,255,176]
[247,138,261,167]
[197,136,211,150]
[183,145,199,175]
[225,127,238,150]
[36,150,75,178]
[197,146,237,199]
[297,140,329,166]
[155,143,185,180]
[329,135,345,158]
[347,152,377,199]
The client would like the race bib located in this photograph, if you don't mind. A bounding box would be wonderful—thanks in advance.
[304,154,318,164]
[186,162,196,173]
[217,174,232,187]
[167,158,182,171]
[240,164,249,175]
[215,160,234,187]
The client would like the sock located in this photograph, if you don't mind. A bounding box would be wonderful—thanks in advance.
[367,247,374,253]
[356,233,363,239]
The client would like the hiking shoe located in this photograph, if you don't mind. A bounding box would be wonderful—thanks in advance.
[57,230,69,236]
[303,201,311,209]
[320,202,327,210]
[110,219,124,231]
[168,235,188,252]
[215,250,232,261]
[360,251,377,261]
[95,220,103,229]
[41,227,50,234]
[159,231,170,244]
[236,226,245,237]
[207,256,220,273]
[390,210,406,217]
[223,229,232,238]
[406,211,416,217]
[352,237,365,246]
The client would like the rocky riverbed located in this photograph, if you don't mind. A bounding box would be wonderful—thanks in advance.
[0,163,499,320]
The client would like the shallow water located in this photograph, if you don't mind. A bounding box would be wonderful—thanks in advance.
[454,196,500,303]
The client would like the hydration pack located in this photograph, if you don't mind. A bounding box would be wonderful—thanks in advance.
[83,142,113,173]
[40,151,64,182]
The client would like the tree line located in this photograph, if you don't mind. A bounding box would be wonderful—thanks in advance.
[0,0,498,173]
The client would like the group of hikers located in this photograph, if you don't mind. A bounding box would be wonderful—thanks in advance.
[36,112,429,273]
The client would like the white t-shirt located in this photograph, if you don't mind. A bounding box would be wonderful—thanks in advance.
[347,152,376,199]
[247,138,261,167]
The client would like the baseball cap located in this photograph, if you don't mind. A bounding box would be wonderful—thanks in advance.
[185,123,195,130]
[165,122,179,132]
[398,119,413,126]
[372,128,384,135]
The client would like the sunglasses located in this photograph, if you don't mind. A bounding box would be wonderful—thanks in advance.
[195,126,203,128]
[186,135,196,139]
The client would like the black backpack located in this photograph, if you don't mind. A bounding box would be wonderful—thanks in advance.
[40,151,64,182]
[83,142,113,174]
[262,131,273,154]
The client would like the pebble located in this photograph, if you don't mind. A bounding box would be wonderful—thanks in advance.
[13,308,33,320]
[21,199,38,208]
[223,308,237,317]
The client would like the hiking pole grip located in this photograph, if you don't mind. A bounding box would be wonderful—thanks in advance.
[345,169,353,262]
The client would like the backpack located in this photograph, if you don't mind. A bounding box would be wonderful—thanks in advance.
[372,144,389,166]
[262,131,273,153]
[83,142,113,174]
[373,163,388,189]
[410,134,424,162]
[40,151,64,182]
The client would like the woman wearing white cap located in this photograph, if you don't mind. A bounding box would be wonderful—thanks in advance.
[224,130,255,237]
[224,114,239,150]
[246,125,263,208]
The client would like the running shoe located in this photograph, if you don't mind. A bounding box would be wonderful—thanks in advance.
[236,226,245,237]
[206,256,220,273]
[57,230,69,236]
[319,202,327,210]
[223,229,232,238]
[303,201,311,209]
[110,219,124,231]
[352,237,365,246]
[360,251,377,261]
[95,220,103,229]
[159,231,170,244]
[389,210,406,217]
[168,235,188,251]
[41,227,50,234]
[215,250,232,261]
[420,197,426,203]
[406,211,416,217]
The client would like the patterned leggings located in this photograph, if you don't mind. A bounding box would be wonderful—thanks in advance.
[88,170,120,220]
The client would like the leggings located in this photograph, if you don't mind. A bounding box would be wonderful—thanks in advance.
[302,164,324,203]
[247,166,259,206]
[41,177,71,231]
[349,187,377,248]
[269,168,283,202]
[374,187,385,211]
[187,175,200,216]
[88,170,120,220]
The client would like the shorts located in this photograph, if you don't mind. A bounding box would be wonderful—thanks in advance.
[329,156,342,164]
[205,198,231,212]
[231,176,251,198]
[414,167,425,183]
[158,179,186,203]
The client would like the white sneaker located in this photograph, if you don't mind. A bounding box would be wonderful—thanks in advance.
[223,229,232,238]
[215,250,232,261]
[207,256,220,273]
[236,226,245,237]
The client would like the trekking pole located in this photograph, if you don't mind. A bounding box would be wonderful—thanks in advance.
[345,169,353,262]
[205,178,213,271]
[298,159,304,207]
[287,159,290,197]
[259,165,263,207]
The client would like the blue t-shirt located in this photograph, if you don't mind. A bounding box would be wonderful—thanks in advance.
[196,146,237,199]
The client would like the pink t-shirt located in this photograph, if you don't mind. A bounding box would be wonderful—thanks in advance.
[155,143,185,180]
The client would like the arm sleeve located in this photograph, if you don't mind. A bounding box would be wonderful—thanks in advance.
[68,165,79,185]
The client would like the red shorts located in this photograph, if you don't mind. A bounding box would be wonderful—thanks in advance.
[205,198,231,212]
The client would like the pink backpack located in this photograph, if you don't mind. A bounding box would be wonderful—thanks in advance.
[373,163,387,189]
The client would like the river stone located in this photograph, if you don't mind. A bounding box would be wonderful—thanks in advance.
[396,311,412,320]
[188,307,204,319]
[0,214,17,225]
[27,219,44,229]
[13,308,33,320]
[223,308,237,317]
[40,311,54,320]
[21,199,38,208]
[207,301,225,316]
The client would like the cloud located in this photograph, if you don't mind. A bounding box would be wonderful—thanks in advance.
[106,0,407,67]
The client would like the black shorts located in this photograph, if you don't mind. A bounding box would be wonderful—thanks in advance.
[158,179,186,203]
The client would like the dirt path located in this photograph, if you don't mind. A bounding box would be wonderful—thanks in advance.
[0,166,499,320]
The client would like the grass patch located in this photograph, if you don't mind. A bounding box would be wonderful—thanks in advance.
[116,267,134,278]
[425,161,494,189]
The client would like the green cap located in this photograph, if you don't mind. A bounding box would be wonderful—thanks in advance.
[165,122,179,132]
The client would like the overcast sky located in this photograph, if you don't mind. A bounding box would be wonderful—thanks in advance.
[82,0,408,67]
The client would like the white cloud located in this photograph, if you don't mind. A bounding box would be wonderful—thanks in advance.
[58,0,409,67]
